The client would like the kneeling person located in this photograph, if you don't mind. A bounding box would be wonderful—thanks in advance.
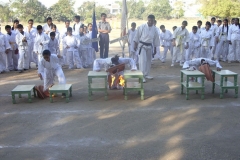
[36,50,66,98]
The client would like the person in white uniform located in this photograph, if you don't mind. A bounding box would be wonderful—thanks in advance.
[15,24,31,73]
[86,23,96,66]
[43,17,53,35]
[62,27,82,69]
[5,25,18,71]
[228,18,240,63]
[197,20,204,35]
[34,25,50,65]
[73,16,82,36]
[24,19,37,68]
[38,50,66,92]
[48,32,60,55]
[76,26,89,68]
[186,26,201,61]
[0,29,11,73]
[216,19,229,62]
[133,15,160,83]
[210,17,219,60]
[200,22,215,58]
[60,20,71,66]
[159,25,173,63]
[172,21,190,66]
[153,20,161,60]
[128,22,138,64]
[49,25,61,45]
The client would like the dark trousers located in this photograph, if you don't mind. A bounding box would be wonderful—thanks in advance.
[99,33,109,58]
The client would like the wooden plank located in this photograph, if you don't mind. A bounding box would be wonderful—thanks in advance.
[110,35,128,44]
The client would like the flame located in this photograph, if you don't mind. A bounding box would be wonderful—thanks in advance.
[110,75,125,88]
[119,75,125,87]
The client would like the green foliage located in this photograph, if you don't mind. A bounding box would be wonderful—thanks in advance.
[143,0,172,19]
[11,0,47,22]
[0,4,12,22]
[171,1,185,18]
[199,0,240,18]
[44,0,76,22]
[77,1,110,21]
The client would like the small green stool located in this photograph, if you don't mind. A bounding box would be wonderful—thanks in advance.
[123,70,144,100]
[49,84,72,103]
[11,85,36,104]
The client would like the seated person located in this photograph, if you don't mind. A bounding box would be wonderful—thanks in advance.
[35,50,66,98]
[93,55,137,89]
[183,58,222,82]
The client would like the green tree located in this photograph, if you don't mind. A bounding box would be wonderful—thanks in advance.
[10,0,47,22]
[77,1,110,23]
[199,0,240,18]
[171,1,185,18]
[45,0,76,22]
[143,0,172,19]
[0,4,12,22]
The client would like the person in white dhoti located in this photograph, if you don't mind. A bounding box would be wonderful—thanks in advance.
[48,32,60,55]
[210,17,219,60]
[228,18,240,63]
[76,26,90,68]
[186,26,201,61]
[0,30,11,73]
[172,21,190,66]
[200,22,215,58]
[60,20,71,66]
[153,20,161,61]
[38,50,66,95]
[133,15,160,83]
[33,25,50,66]
[86,23,96,66]
[127,22,138,64]
[160,25,173,63]
[15,24,31,73]
[5,25,18,71]
[93,55,137,89]
[24,19,37,68]
[216,19,229,62]
[43,17,53,35]
[63,27,82,69]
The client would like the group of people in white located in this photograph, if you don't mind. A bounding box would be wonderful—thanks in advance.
[0,16,96,74]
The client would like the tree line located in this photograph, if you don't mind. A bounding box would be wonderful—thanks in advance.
[0,0,239,23]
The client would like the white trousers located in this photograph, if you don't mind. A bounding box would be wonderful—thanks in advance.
[186,47,200,61]
[201,46,211,58]
[216,40,229,61]
[0,52,7,72]
[129,51,138,64]
[228,40,240,61]
[6,50,18,70]
[87,48,96,66]
[67,50,82,69]
[153,46,161,59]
[18,49,29,70]
[138,46,152,76]
[172,44,185,64]
[79,49,88,67]
[42,67,66,91]
[162,46,173,62]
[210,39,217,59]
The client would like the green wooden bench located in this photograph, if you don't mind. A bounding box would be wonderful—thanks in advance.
[212,70,238,98]
[88,71,108,101]
[123,70,144,100]
[49,84,72,103]
[181,70,205,100]
[11,85,36,104]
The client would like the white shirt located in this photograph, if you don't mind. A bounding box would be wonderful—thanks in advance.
[200,29,215,47]
[48,38,59,55]
[48,31,61,44]
[197,27,204,35]
[5,31,17,51]
[183,58,222,69]
[43,23,52,34]
[128,29,137,52]
[228,24,240,41]
[189,32,201,48]
[210,24,219,37]
[160,30,173,47]
[133,23,160,47]
[24,27,37,43]
[63,35,79,52]
[218,25,229,41]
[15,31,31,50]
[73,22,82,35]
[75,34,90,50]
[0,33,11,52]
[173,27,190,45]
[34,32,50,53]
[86,31,93,48]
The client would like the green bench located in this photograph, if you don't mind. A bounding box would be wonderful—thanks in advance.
[123,70,144,100]
[49,84,72,103]
[11,85,36,104]
[88,71,108,101]
[212,70,238,98]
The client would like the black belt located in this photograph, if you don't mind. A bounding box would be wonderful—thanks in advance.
[138,41,152,55]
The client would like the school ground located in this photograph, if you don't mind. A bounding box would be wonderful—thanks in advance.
[1,19,240,160]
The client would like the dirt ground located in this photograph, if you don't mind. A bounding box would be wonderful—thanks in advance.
[0,18,240,160]
[0,44,240,160]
